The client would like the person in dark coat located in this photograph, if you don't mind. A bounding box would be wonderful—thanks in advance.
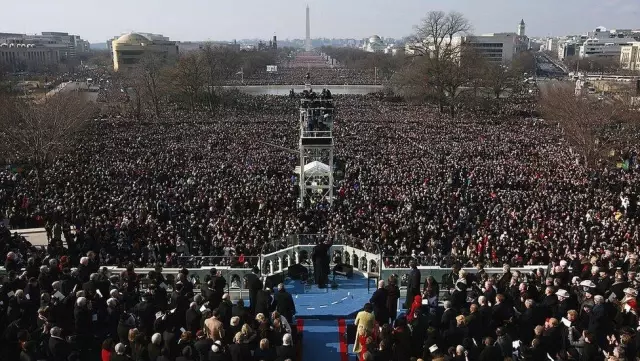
[385,276,400,325]
[185,302,202,334]
[404,260,421,309]
[148,333,163,361]
[580,331,602,361]
[369,280,389,325]
[217,294,233,327]
[254,288,273,317]
[477,337,503,361]
[231,299,249,326]
[48,327,71,361]
[193,331,213,361]
[208,340,228,361]
[311,241,330,288]
[228,333,252,361]
[274,283,296,323]
[133,293,157,337]
[176,346,196,361]
[275,334,295,361]
[244,268,263,314]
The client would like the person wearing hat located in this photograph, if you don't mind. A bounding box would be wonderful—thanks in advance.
[610,272,630,301]
[623,253,640,274]
[555,289,575,320]
[595,266,612,296]
[193,330,212,361]
[621,287,638,310]
[208,340,226,361]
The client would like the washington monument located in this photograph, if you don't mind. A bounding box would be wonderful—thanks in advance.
[305,5,311,51]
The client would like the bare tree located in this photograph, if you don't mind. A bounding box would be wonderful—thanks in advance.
[137,53,168,118]
[114,69,144,120]
[0,93,96,186]
[398,11,472,114]
[481,62,516,99]
[201,45,241,111]
[171,52,205,112]
[409,11,471,58]
[539,84,636,168]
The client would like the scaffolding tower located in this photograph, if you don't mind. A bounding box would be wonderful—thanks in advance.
[296,92,335,207]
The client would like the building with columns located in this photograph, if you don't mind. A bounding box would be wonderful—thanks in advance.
[620,42,640,72]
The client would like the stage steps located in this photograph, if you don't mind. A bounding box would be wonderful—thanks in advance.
[298,318,350,361]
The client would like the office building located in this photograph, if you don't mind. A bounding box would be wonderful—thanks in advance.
[466,33,521,63]
[578,27,640,59]
[0,43,60,71]
[0,31,89,61]
[620,42,640,72]
[111,32,178,71]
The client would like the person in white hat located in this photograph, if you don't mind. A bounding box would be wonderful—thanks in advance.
[622,287,637,306]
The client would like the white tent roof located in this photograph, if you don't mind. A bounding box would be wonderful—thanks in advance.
[294,161,330,176]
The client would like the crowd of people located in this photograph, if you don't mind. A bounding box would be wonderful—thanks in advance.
[0,67,639,360]
[1,89,638,269]
[225,68,382,86]
[0,250,300,361]
[353,257,640,361]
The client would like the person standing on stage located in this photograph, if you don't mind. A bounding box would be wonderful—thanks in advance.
[312,240,330,288]
[405,260,421,309]
[243,267,263,314]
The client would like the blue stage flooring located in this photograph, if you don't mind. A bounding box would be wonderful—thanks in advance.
[302,320,342,361]
[286,274,374,319]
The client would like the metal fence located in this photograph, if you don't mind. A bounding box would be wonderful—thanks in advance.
[175,255,260,269]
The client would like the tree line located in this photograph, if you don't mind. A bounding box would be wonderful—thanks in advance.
[388,11,537,116]
[115,45,295,117]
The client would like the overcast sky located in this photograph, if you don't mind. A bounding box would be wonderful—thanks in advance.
[2,0,638,43]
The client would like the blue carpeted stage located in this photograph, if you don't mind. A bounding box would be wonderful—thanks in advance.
[288,273,410,361]
[286,274,375,320]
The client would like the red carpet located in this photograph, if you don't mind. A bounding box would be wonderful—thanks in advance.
[296,319,305,361]
[338,319,348,361]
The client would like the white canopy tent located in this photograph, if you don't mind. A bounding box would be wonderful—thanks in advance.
[294,161,331,176]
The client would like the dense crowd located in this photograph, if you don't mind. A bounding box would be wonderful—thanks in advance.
[1,74,640,360]
[358,259,640,361]
[1,90,638,271]
[225,68,382,86]
[0,247,300,361]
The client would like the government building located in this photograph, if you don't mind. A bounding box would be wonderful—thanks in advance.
[111,32,178,71]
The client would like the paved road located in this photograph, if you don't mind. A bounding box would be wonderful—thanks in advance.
[40,81,99,103]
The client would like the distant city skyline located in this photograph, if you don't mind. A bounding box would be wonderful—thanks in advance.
[1,0,638,44]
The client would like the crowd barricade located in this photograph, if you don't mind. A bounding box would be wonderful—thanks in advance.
[259,233,382,280]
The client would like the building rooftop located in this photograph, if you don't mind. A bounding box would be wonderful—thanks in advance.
[115,33,150,45]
